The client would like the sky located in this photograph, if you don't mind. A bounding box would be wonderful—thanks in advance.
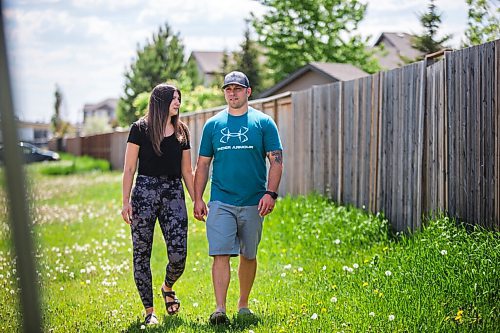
[3,0,471,124]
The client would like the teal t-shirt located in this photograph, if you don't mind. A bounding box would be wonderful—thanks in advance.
[199,107,282,206]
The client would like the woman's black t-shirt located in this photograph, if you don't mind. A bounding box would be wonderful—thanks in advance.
[127,120,190,177]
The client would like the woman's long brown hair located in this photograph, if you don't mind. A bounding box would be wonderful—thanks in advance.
[143,83,188,156]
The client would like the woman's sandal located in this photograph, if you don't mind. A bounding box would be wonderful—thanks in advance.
[161,288,181,315]
[144,312,159,325]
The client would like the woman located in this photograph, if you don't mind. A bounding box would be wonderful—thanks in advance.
[121,83,194,325]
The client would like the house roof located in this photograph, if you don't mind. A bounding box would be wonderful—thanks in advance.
[259,62,368,98]
[373,32,423,69]
[83,98,118,113]
[189,51,230,74]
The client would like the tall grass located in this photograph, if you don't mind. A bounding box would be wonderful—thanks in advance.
[0,171,498,332]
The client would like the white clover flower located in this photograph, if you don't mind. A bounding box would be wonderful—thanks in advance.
[385,270,392,276]
[193,303,199,307]
[322,265,327,271]
[249,330,255,333]
[140,324,145,329]
[80,269,86,274]
[284,264,292,270]
[86,280,91,284]
[388,314,395,321]
[353,263,359,269]
[297,267,303,272]
[369,312,375,317]
[60,287,64,291]
[280,272,286,277]
[111,310,118,316]
[334,239,341,245]
[311,313,318,320]
[330,296,338,303]
[440,250,447,255]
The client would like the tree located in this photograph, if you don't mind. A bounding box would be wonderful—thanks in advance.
[51,85,69,136]
[412,0,451,56]
[117,22,185,126]
[462,0,500,47]
[232,20,265,95]
[251,0,380,83]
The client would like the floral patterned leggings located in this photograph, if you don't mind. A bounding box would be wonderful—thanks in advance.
[130,175,188,309]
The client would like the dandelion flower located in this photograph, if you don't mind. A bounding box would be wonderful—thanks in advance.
[353,263,359,269]
[311,313,318,320]
[334,239,341,245]
[297,267,303,272]
[363,282,369,287]
[330,296,338,303]
[369,312,375,317]
[249,330,255,333]
[388,314,395,321]
[322,265,327,271]
[140,324,145,329]
[193,302,198,307]
[342,266,349,271]
[86,280,91,284]
[60,287,64,291]
[440,250,447,255]
[385,270,392,276]
[284,264,292,270]
[281,273,286,277]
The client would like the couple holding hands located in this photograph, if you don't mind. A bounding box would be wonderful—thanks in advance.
[121,71,283,325]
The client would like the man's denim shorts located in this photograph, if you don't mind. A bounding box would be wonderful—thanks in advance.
[206,201,264,259]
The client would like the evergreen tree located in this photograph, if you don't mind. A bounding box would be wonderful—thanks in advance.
[412,0,452,56]
[232,21,264,95]
[462,0,500,47]
[251,0,380,83]
[117,22,185,126]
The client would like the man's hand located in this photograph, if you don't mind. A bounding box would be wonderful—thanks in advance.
[258,193,275,217]
[193,199,208,222]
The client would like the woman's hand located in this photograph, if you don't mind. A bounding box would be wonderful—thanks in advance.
[121,202,133,224]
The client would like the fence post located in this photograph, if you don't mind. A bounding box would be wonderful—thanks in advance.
[0,3,42,332]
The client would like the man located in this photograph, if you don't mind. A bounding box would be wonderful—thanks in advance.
[193,71,283,324]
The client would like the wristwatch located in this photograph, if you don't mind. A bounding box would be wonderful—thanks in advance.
[265,190,278,200]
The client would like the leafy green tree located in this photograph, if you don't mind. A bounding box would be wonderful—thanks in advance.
[232,20,265,95]
[462,0,500,47]
[251,0,380,83]
[412,0,451,56]
[117,22,185,126]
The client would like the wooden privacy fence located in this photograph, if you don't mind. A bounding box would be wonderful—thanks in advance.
[63,40,499,232]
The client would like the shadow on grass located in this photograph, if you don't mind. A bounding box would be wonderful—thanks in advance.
[124,313,263,332]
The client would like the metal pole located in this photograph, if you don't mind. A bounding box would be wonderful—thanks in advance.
[0,1,43,332]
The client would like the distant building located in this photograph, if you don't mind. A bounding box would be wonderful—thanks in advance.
[372,32,424,70]
[187,51,232,87]
[258,62,369,98]
[83,98,118,125]
[0,121,53,147]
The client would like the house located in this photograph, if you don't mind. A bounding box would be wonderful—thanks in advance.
[258,62,369,98]
[372,32,424,70]
[187,51,232,87]
[17,121,53,146]
[83,98,118,125]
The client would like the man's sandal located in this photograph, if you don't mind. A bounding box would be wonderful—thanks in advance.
[161,288,180,315]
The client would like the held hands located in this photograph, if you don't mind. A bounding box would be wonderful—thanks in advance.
[121,202,133,224]
[193,200,208,222]
[258,193,276,217]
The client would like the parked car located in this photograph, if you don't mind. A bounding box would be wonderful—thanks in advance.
[0,142,60,163]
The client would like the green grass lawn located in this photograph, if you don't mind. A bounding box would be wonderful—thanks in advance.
[0,168,498,332]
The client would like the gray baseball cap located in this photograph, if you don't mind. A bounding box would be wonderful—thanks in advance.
[222,71,250,89]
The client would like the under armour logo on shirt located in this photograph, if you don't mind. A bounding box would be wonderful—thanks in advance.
[220,127,249,143]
